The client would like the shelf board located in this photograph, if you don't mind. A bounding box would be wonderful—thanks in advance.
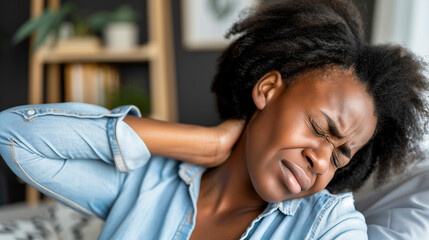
[35,44,156,63]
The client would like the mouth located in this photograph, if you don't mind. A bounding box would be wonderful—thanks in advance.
[280,159,311,194]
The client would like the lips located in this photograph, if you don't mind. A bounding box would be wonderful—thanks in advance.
[280,159,311,193]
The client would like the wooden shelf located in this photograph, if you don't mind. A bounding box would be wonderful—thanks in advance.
[36,44,157,63]
[26,0,177,207]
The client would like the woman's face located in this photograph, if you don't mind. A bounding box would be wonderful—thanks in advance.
[245,66,377,202]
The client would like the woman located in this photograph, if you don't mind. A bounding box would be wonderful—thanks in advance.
[0,0,428,239]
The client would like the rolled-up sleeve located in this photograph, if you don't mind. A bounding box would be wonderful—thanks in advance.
[107,105,151,172]
[0,103,152,218]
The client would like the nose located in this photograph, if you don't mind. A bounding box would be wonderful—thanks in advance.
[302,147,330,174]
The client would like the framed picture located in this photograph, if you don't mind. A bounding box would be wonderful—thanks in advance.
[182,0,260,50]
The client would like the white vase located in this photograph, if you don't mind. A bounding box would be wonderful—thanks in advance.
[103,22,139,50]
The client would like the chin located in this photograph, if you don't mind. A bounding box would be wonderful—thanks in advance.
[252,176,290,203]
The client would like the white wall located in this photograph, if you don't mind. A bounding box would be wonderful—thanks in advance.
[372,0,429,151]
[372,0,429,58]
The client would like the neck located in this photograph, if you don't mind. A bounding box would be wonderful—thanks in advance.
[198,130,267,216]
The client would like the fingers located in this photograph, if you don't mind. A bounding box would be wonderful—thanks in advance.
[218,118,246,135]
[208,118,246,167]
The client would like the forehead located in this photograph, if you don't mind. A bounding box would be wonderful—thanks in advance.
[285,66,377,150]
[288,66,369,106]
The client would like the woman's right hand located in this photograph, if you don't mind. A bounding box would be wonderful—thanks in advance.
[207,119,246,167]
[123,116,245,167]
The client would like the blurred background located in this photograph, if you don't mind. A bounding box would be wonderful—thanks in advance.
[0,0,427,231]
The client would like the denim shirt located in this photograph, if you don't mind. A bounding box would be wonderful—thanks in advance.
[0,103,367,239]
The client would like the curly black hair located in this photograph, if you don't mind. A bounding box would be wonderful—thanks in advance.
[211,0,429,193]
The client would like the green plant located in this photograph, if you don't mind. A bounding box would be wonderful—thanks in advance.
[12,2,73,50]
[86,5,139,33]
[108,83,150,116]
[12,4,138,50]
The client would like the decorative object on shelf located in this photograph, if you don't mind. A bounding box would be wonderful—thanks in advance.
[108,83,151,116]
[12,2,74,50]
[54,36,101,54]
[104,22,139,50]
[64,63,120,106]
[12,2,102,52]
[87,5,140,50]
[182,0,259,50]
[12,4,139,52]
[64,63,150,115]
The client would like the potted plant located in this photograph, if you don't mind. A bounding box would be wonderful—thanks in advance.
[108,82,150,116]
[12,2,74,50]
[87,5,140,50]
[13,4,139,52]
[12,2,102,53]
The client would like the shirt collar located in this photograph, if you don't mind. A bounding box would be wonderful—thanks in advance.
[178,162,206,185]
[263,198,303,216]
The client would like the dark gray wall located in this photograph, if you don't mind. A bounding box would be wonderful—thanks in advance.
[0,0,375,123]
[0,1,31,204]
[0,0,374,203]
[0,2,30,109]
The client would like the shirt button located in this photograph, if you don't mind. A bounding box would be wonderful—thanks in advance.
[27,109,35,116]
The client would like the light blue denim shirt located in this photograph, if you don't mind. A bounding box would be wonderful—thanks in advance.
[0,103,367,239]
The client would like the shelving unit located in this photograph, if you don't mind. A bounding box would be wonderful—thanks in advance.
[37,45,153,63]
[26,0,177,206]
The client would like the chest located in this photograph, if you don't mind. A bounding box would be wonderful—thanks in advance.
[102,178,322,240]
[101,161,327,239]
[190,210,261,240]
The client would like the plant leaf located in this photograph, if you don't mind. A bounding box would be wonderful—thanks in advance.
[112,5,138,22]
[86,11,111,33]
[51,2,74,30]
[12,10,50,44]
[33,11,55,49]
[33,3,73,49]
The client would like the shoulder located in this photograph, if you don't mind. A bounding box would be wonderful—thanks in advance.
[299,190,368,240]
[293,190,359,216]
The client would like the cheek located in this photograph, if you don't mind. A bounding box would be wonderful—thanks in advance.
[244,114,291,202]
[246,108,305,155]
[245,106,312,181]
[244,111,316,202]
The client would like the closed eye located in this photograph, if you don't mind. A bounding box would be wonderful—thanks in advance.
[331,151,342,168]
[310,119,325,138]
[309,118,343,168]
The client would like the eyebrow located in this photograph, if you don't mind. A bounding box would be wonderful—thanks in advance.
[321,111,351,159]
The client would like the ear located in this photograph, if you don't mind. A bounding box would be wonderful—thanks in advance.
[252,71,284,110]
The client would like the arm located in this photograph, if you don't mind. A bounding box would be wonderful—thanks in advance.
[123,115,245,167]
[0,103,244,219]
[0,103,143,218]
